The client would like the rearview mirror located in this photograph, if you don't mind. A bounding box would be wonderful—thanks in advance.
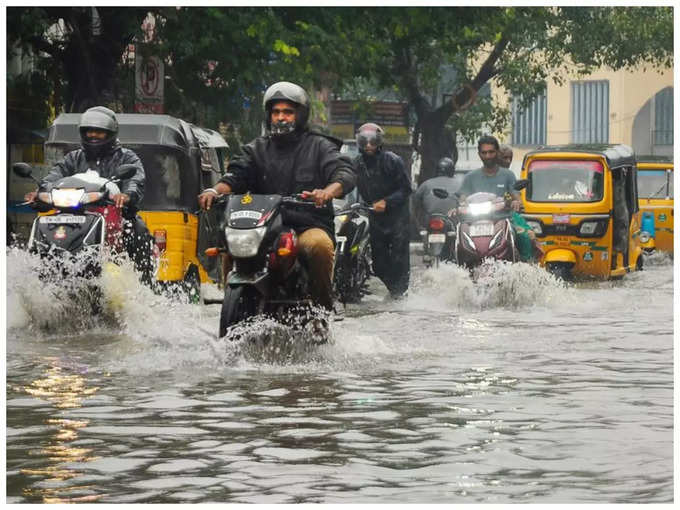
[12,162,33,179]
[114,164,138,181]
[432,188,449,199]
[513,179,529,191]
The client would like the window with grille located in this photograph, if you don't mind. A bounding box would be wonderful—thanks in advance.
[511,93,546,146]
[653,87,673,146]
[571,80,609,143]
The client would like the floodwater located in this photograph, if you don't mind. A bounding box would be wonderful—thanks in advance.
[5,247,674,503]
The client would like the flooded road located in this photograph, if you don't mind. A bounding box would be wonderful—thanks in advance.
[5,247,674,503]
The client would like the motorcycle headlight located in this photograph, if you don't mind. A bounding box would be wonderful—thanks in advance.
[526,220,542,235]
[639,231,651,244]
[225,226,267,257]
[51,188,85,208]
[579,221,599,235]
[468,201,493,216]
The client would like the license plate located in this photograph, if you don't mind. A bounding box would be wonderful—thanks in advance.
[40,215,86,224]
[469,223,494,237]
[428,233,446,243]
[553,214,571,224]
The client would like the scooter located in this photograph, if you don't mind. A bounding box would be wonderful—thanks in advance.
[12,162,149,282]
[454,191,519,269]
[205,193,331,339]
[333,199,372,303]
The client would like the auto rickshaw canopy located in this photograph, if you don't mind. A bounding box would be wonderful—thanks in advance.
[47,113,228,171]
[524,144,636,170]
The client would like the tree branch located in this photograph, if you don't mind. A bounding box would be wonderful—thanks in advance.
[436,34,510,123]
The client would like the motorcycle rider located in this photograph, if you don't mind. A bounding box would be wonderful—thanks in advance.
[24,106,152,279]
[353,122,412,300]
[412,157,460,228]
[198,81,356,312]
[457,135,520,210]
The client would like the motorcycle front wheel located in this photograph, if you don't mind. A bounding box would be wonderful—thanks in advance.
[219,285,262,338]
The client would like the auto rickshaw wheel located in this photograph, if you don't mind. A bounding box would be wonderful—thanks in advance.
[546,262,573,282]
[636,254,644,271]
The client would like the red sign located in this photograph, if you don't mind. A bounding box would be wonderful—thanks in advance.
[135,55,164,113]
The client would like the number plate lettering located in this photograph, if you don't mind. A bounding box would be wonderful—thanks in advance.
[469,223,494,237]
[40,215,86,224]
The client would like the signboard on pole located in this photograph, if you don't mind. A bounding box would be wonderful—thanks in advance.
[135,55,164,113]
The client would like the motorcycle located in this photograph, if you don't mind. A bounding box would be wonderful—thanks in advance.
[454,188,524,270]
[12,162,151,283]
[205,193,331,339]
[420,188,457,268]
[333,199,372,304]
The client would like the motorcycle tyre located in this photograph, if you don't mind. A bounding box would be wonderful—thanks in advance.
[219,285,261,338]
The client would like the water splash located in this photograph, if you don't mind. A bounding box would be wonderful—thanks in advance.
[210,307,334,366]
[411,260,569,311]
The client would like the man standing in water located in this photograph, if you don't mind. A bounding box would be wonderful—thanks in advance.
[353,122,412,300]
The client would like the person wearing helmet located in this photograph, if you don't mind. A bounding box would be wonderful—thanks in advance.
[198,81,356,312]
[353,122,412,300]
[24,106,152,282]
[412,157,461,229]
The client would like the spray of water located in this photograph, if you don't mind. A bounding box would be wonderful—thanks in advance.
[410,260,569,311]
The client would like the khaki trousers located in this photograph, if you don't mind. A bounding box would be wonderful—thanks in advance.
[298,228,335,310]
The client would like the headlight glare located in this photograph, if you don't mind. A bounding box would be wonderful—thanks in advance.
[51,188,85,208]
[468,202,493,216]
[226,226,267,257]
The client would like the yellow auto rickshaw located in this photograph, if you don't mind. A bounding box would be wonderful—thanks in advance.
[519,144,643,280]
[636,156,673,254]
[45,113,229,299]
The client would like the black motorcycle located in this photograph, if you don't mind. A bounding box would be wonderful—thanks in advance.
[418,188,458,268]
[333,199,372,304]
[12,162,149,281]
[207,193,331,339]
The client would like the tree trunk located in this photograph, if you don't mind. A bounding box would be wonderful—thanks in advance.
[416,111,458,186]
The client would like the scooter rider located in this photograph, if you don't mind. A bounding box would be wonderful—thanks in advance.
[23,106,152,278]
[457,135,520,208]
[412,157,460,228]
[198,81,356,311]
[353,122,412,300]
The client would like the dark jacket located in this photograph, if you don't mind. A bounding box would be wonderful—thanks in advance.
[219,129,356,238]
[354,150,412,234]
[41,140,145,208]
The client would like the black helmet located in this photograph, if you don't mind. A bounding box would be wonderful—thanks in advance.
[79,106,119,157]
[263,81,310,136]
[435,157,455,177]
[356,123,384,153]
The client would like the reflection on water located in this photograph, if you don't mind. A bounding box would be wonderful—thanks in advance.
[6,252,674,503]
[16,359,101,503]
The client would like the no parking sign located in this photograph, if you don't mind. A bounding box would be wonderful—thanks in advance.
[135,55,164,113]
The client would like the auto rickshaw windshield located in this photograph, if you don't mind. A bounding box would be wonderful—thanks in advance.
[638,170,673,199]
[527,160,604,203]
